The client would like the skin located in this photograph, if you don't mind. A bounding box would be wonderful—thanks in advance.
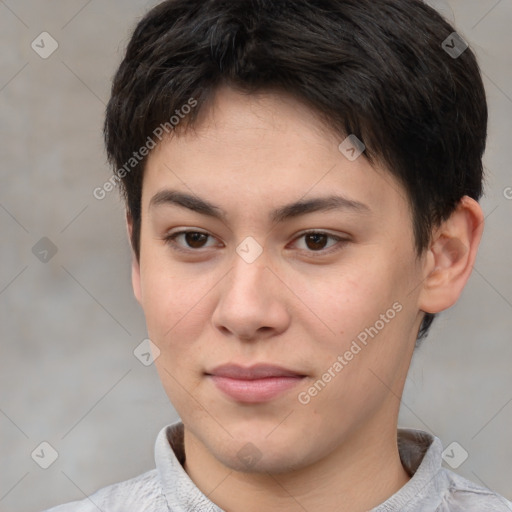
[128,85,484,512]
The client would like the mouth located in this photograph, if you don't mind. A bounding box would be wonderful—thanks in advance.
[205,363,307,403]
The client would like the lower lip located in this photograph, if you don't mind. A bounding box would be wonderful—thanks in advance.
[208,375,305,403]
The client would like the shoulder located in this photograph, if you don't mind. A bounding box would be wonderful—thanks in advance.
[437,468,512,511]
[40,468,169,512]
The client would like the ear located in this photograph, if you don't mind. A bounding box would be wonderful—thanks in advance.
[126,211,142,305]
[418,196,484,314]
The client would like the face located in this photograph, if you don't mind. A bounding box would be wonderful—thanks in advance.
[132,86,426,474]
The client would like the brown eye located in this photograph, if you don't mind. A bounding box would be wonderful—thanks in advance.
[304,233,329,251]
[292,231,349,257]
[297,231,348,253]
[164,230,216,252]
[183,232,208,248]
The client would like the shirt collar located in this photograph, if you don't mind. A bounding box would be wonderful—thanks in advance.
[371,428,446,511]
[155,420,224,512]
[155,420,445,512]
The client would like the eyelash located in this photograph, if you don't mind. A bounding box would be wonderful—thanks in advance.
[163,230,349,257]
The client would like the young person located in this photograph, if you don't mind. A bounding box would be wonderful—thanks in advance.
[45,0,512,510]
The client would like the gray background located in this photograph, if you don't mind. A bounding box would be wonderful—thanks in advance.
[1,1,511,511]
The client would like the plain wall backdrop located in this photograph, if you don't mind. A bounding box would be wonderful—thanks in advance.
[1,1,511,511]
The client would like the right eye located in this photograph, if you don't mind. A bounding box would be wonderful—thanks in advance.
[163,230,221,253]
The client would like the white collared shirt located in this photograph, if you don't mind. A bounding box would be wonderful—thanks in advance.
[42,420,512,512]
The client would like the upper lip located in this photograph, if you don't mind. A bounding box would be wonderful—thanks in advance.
[206,363,306,380]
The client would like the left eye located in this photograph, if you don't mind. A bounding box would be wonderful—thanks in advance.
[293,231,344,252]
[164,230,346,254]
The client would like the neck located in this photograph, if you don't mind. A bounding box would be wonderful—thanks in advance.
[183,412,411,512]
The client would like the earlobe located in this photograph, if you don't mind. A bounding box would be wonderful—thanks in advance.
[126,212,143,305]
[131,253,143,305]
[418,196,484,314]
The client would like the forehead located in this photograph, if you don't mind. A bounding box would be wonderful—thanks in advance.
[142,86,410,225]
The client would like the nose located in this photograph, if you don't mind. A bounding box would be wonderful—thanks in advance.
[211,248,291,341]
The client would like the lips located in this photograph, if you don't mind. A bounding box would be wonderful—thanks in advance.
[205,363,306,403]
[206,363,305,379]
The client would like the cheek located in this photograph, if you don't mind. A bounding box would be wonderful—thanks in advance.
[141,266,208,403]
[299,257,413,387]
[139,256,223,368]
[139,260,189,350]
[296,261,395,341]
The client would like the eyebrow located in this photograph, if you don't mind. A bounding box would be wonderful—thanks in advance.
[149,189,371,224]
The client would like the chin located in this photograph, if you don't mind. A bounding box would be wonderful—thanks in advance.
[208,428,313,475]
[219,447,307,475]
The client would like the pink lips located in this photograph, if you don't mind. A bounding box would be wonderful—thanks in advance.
[206,364,306,403]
